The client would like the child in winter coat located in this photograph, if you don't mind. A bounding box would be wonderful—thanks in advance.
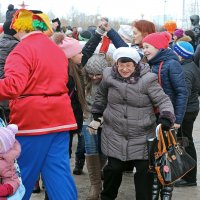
[0,124,20,197]
[142,32,188,200]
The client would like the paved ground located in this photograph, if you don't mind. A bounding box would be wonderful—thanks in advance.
[31,111,200,200]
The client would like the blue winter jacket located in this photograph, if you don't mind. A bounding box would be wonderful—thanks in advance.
[149,48,188,124]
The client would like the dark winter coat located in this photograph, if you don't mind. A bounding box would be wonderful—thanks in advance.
[149,48,188,124]
[0,34,19,78]
[67,75,84,134]
[0,34,19,116]
[194,44,200,67]
[81,32,102,66]
[92,63,175,161]
[107,28,128,48]
[180,59,200,112]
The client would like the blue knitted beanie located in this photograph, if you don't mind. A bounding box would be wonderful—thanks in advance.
[173,41,194,59]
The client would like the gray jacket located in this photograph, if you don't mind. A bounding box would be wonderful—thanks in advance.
[92,63,175,161]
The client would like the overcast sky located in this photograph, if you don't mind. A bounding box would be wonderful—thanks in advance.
[0,0,185,21]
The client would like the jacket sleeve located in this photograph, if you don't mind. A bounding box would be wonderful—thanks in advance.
[146,73,175,125]
[91,71,109,116]
[0,51,29,101]
[81,32,102,66]
[107,28,129,48]
[168,60,188,124]
[194,44,200,67]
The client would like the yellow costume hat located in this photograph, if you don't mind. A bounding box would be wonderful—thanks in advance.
[33,13,53,34]
[10,9,34,32]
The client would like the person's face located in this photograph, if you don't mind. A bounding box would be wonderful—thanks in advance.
[143,42,159,61]
[117,61,135,78]
[88,74,103,84]
[133,27,143,45]
[70,52,83,64]
[173,35,178,41]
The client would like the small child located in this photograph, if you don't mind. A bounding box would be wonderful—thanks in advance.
[0,124,20,197]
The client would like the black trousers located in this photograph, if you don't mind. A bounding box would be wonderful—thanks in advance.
[101,157,152,200]
[177,111,199,183]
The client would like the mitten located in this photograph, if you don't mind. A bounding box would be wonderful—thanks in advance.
[0,184,13,197]
[88,117,103,135]
[95,17,109,35]
[158,118,171,131]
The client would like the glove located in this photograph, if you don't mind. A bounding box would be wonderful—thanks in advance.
[95,17,109,35]
[88,117,103,135]
[158,118,171,131]
[0,184,13,197]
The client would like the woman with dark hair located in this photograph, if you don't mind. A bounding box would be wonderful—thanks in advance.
[88,47,175,200]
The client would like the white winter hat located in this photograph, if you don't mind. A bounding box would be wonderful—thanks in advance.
[118,25,133,43]
[113,47,141,64]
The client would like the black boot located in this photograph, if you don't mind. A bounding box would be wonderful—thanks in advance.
[147,137,158,171]
[160,185,173,200]
[73,157,85,175]
[152,173,160,200]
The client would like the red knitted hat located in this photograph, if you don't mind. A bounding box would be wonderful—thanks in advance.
[142,32,171,49]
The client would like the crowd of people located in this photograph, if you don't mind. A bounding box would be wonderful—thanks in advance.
[0,3,200,200]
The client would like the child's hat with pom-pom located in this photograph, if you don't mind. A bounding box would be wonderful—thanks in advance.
[0,124,18,154]
[52,32,82,58]
[142,31,172,49]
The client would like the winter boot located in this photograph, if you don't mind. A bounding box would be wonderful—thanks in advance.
[86,155,102,200]
[73,157,85,175]
[152,173,160,200]
[147,137,158,171]
[160,185,173,200]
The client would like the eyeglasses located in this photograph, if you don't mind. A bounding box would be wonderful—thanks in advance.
[88,74,102,79]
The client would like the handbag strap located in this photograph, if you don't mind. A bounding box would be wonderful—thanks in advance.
[157,126,167,154]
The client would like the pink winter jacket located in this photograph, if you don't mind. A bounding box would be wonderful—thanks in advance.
[0,140,21,193]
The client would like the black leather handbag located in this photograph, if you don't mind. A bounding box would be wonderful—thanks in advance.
[154,125,196,185]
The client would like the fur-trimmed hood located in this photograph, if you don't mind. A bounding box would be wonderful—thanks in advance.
[177,35,192,43]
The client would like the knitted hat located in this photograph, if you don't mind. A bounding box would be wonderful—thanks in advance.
[78,30,92,41]
[118,25,133,43]
[85,54,109,74]
[113,47,141,64]
[173,41,194,59]
[174,29,184,38]
[142,32,171,49]
[52,33,82,58]
[0,124,18,154]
